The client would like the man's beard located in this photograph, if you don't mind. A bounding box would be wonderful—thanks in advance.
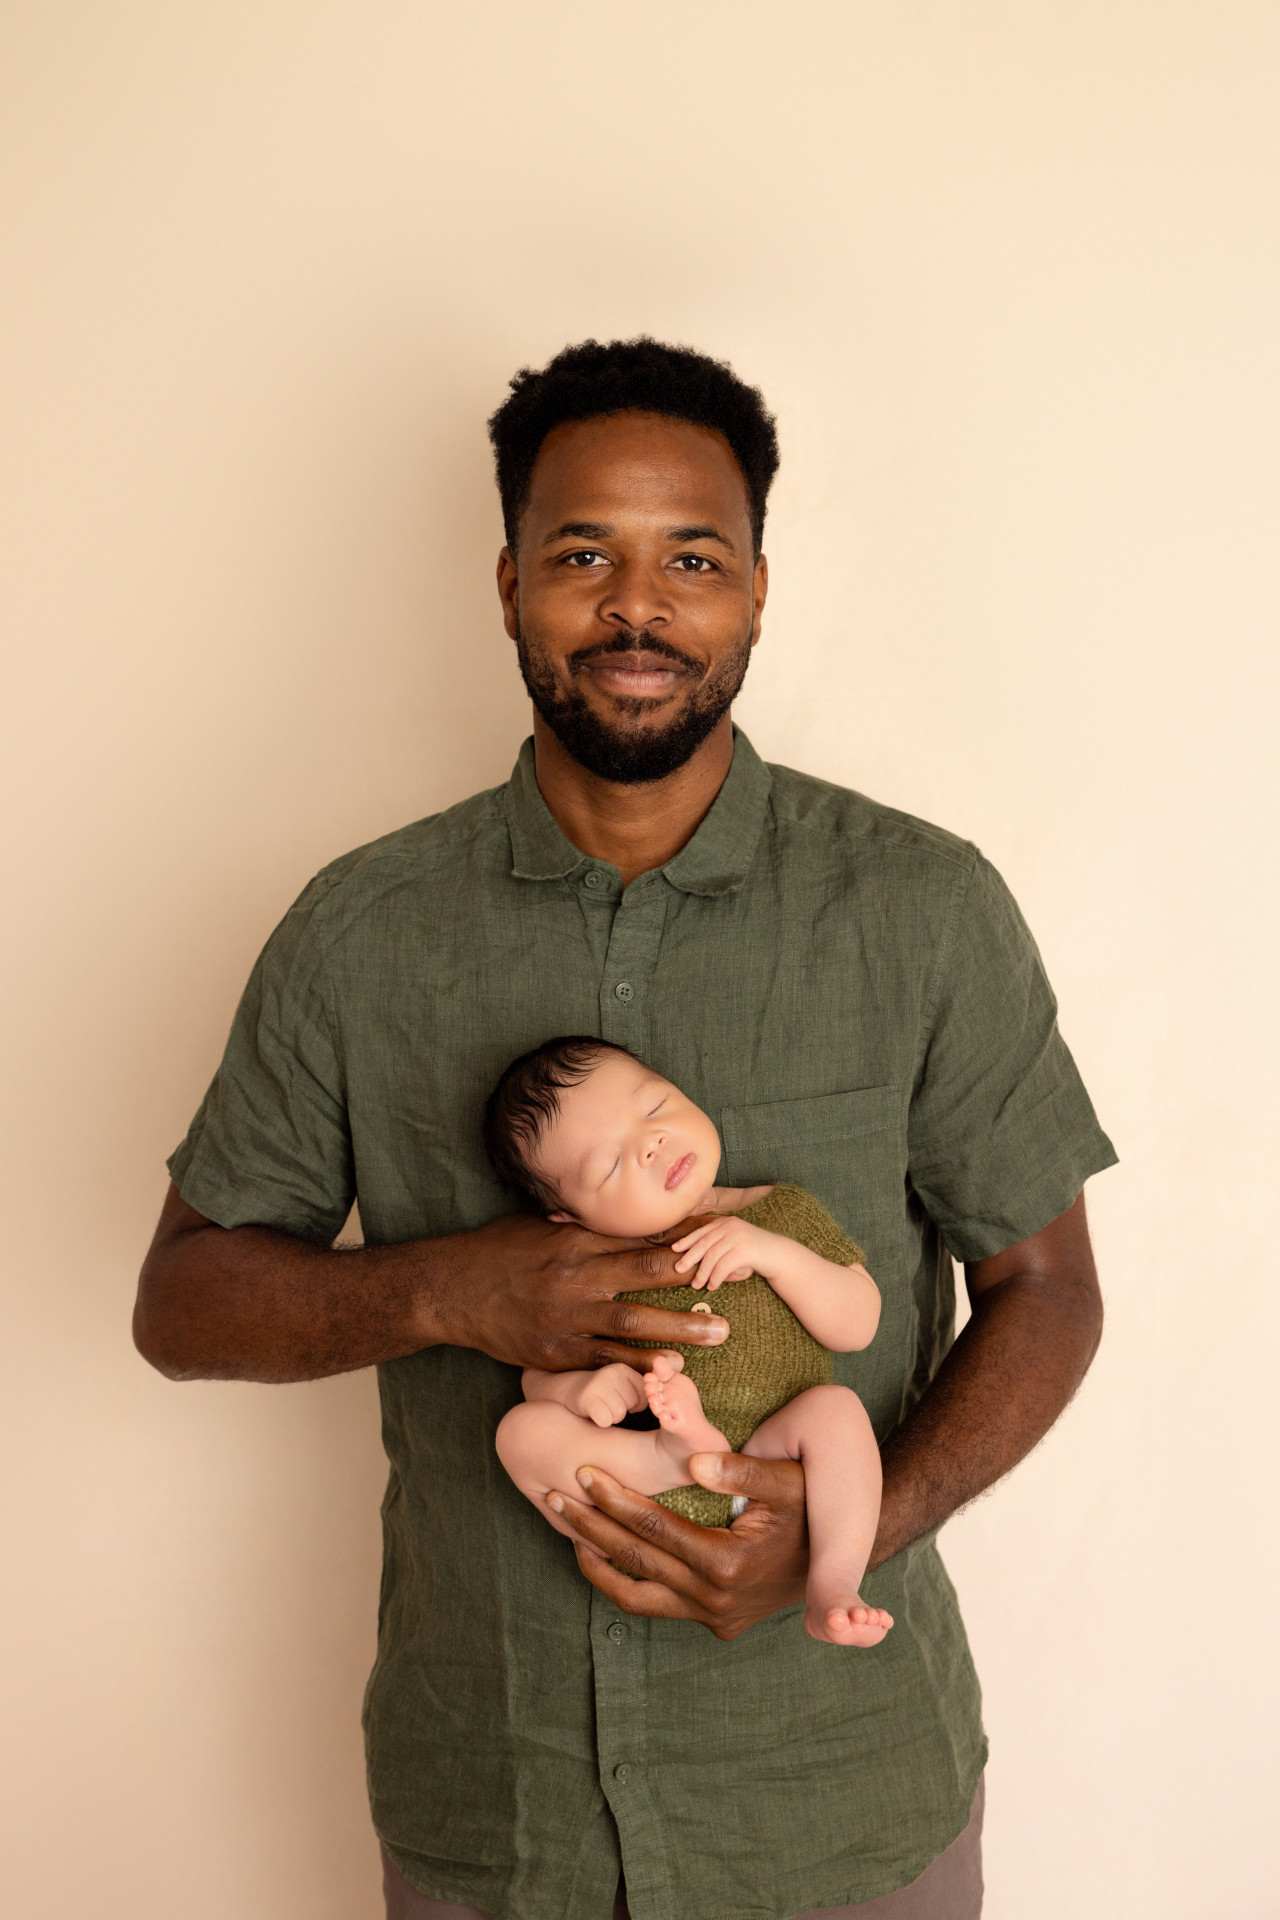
[513,619,754,785]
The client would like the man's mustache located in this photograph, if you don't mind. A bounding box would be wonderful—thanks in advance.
[567,630,704,678]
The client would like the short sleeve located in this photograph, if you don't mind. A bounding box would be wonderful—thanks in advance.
[907,854,1117,1263]
[167,876,355,1243]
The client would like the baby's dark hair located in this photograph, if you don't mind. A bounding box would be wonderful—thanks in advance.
[486,337,780,556]
[483,1035,638,1215]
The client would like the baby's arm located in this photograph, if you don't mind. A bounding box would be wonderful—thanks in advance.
[521,1362,656,1429]
[672,1221,880,1352]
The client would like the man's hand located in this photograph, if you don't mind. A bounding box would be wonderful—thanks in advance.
[445,1212,728,1373]
[133,1181,731,1384]
[548,1453,808,1640]
[545,1193,1103,1634]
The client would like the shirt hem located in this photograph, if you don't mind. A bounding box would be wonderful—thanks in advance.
[376,1743,987,1920]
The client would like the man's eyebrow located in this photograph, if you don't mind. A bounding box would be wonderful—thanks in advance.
[666,523,736,552]
[542,520,615,545]
[540,520,737,552]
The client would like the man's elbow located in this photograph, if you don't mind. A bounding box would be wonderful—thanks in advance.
[1080,1282,1104,1370]
[132,1269,206,1381]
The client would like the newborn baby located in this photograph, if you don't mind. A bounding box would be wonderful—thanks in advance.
[484,1036,893,1648]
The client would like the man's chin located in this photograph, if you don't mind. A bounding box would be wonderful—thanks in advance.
[537,700,729,786]
[516,621,752,786]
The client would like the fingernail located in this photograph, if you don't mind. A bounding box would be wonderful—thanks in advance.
[576,1469,593,1489]
[689,1452,720,1481]
[547,1494,564,1513]
[705,1319,728,1340]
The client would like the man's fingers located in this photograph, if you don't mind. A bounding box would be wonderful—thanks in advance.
[571,1542,696,1619]
[599,1300,729,1348]
[566,1467,741,1584]
[689,1450,806,1510]
[551,1484,712,1597]
[596,1229,721,1290]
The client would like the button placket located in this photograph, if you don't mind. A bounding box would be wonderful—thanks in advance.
[590,1587,673,1920]
[597,881,667,1052]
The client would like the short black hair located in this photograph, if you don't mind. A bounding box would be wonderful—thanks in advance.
[487,337,780,556]
[483,1035,637,1215]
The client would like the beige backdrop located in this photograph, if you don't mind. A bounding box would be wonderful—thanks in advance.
[2,3,1277,1915]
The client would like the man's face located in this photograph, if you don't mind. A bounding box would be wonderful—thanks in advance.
[497,411,768,784]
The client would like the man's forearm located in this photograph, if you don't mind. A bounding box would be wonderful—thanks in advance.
[134,1183,733,1386]
[134,1196,471,1383]
[869,1209,1103,1569]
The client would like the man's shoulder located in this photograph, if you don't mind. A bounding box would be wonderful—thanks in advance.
[763,759,977,876]
[283,783,506,931]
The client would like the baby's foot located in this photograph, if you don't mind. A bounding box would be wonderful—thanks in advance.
[645,1358,729,1475]
[804,1584,894,1648]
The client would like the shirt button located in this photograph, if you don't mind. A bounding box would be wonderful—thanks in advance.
[607,1621,625,1642]
[614,982,634,1003]
[614,1764,631,1784]
[584,869,603,889]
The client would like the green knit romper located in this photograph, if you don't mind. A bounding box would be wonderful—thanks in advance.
[615,1183,865,1527]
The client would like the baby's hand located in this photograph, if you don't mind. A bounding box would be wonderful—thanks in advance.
[671,1218,772,1291]
[570,1362,661,1429]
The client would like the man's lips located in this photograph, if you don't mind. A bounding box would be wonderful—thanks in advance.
[665,1152,695,1192]
[577,653,693,696]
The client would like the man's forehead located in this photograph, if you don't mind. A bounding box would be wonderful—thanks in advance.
[524,412,751,527]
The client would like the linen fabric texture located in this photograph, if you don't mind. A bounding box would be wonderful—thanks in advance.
[619,1181,862,1526]
[382,1773,983,1918]
[168,731,1116,1920]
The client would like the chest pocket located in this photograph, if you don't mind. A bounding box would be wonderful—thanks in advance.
[719,1085,903,1254]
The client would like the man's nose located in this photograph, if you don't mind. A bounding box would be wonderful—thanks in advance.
[598,556,673,631]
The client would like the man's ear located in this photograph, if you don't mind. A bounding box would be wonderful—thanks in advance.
[497,546,520,640]
[750,552,768,645]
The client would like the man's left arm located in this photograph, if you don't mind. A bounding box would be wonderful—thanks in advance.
[548,1190,1101,1639]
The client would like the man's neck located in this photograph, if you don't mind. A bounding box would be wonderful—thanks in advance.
[531,713,735,887]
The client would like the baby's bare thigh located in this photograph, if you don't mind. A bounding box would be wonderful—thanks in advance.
[497,1401,670,1497]
[741,1382,869,1461]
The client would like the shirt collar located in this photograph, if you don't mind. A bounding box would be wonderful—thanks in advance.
[502,728,772,896]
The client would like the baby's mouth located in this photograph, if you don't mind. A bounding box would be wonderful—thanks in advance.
[664,1152,695,1192]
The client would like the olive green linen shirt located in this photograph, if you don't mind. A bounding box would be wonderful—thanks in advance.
[169,731,1115,1920]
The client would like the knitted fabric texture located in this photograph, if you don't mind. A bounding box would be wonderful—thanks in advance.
[616,1183,865,1526]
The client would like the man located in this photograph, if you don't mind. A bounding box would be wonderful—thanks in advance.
[135,338,1115,1920]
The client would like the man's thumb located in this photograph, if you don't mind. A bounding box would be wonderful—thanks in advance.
[689,1450,803,1505]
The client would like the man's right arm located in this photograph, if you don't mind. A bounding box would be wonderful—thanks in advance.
[133,1181,729,1383]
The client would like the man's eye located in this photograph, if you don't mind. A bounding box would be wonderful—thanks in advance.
[674,555,714,572]
[564,550,607,568]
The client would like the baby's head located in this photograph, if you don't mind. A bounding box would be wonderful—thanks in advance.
[483,1037,722,1237]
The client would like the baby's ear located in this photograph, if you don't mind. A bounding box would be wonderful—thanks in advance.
[547,1210,573,1224]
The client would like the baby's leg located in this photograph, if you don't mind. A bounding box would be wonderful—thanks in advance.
[496,1369,728,1541]
[743,1384,893,1648]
